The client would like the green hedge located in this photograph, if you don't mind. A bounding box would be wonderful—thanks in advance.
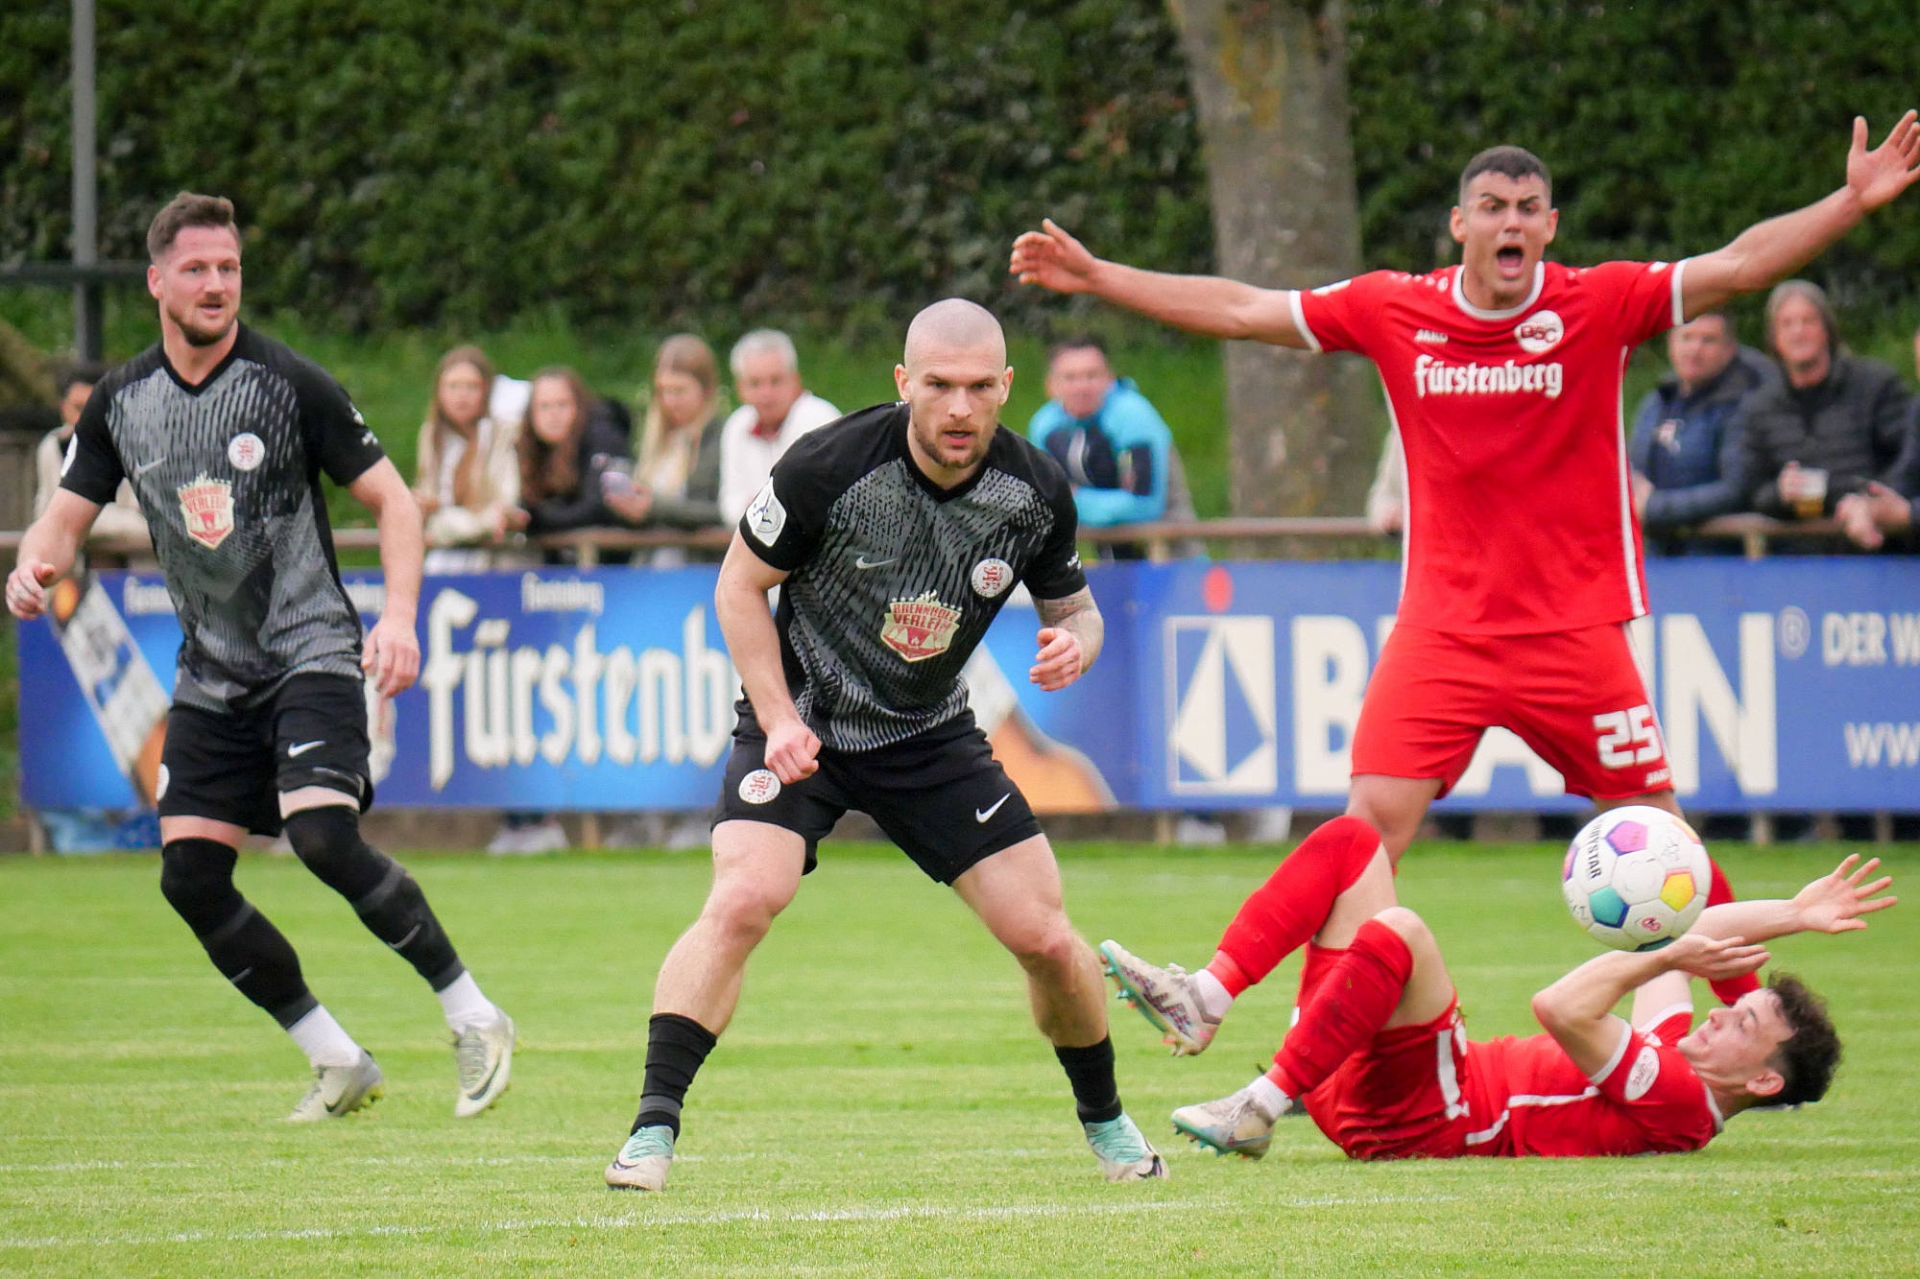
[3,1,1916,335]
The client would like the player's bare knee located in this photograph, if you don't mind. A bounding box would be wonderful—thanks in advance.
[1004,915,1081,977]
[1373,905,1432,950]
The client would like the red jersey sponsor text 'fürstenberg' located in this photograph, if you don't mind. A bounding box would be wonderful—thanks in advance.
[1294,260,1686,635]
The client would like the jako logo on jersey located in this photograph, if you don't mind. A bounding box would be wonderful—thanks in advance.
[1514,309,1565,354]
[228,433,265,471]
[1415,329,1449,345]
[746,482,786,547]
[1311,279,1353,297]
[1413,354,1564,399]
[881,590,962,662]
[177,474,235,549]
[739,768,781,804]
[971,558,1013,598]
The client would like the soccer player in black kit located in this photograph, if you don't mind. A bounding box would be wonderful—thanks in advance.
[605,299,1164,1190]
[7,193,515,1122]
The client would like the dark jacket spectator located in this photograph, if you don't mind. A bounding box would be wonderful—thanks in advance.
[1629,316,1776,546]
[1836,325,1920,551]
[1738,281,1912,519]
[516,366,625,535]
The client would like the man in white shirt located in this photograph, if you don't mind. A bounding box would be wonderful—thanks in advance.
[716,329,841,523]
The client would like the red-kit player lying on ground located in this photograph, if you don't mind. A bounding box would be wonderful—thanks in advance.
[1014,114,1920,1009]
[1101,817,1894,1160]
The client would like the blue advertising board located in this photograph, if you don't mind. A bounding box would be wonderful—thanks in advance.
[17,559,1920,814]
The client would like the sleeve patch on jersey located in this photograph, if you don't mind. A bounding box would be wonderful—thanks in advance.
[1624,1045,1661,1101]
[746,482,787,547]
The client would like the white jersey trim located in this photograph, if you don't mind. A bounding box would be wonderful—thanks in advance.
[1288,290,1322,353]
[1449,261,1544,322]
[1463,1086,1602,1147]
[1614,346,1646,617]
[1635,1000,1693,1036]
[1588,1020,1636,1086]
[1669,258,1690,328]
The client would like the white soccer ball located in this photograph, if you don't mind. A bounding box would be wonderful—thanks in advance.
[1562,806,1712,952]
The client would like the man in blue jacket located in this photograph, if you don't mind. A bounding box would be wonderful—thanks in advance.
[1029,337,1178,559]
[1628,311,1776,554]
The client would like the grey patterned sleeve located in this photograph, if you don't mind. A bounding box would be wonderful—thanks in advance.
[58,384,123,505]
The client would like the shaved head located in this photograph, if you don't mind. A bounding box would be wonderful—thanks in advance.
[904,298,1006,373]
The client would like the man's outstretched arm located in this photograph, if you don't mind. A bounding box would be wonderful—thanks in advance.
[1683,112,1920,317]
[1010,219,1311,348]
[1689,854,1897,946]
[1532,933,1768,1077]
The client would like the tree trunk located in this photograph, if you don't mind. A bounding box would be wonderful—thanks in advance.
[1166,0,1374,518]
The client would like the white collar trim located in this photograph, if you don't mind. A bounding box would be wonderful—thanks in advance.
[1451,261,1545,321]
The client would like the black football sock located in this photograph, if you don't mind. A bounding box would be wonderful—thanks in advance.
[1055,1036,1124,1125]
[633,1013,719,1138]
[160,838,317,1027]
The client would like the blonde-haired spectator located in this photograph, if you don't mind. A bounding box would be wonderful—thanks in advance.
[414,345,527,571]
[606,334,728,564]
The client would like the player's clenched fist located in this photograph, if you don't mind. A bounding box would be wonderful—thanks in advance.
[763,716,822,785]
[1009,219,1100,294]
[5,560,59,621]
[1030,627,1085,692]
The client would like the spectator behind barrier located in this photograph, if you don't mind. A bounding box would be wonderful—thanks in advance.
[1028,336,1185,559]
[415,345,528,572]
[512,366,628,547]
[1738,280,1912,525]
[36,361,148,545]
[715,329,840,524]
[1627,312,1776,554]
[1837,320,1920,551]
[607,334,728,565]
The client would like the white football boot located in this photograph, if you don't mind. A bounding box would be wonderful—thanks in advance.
[605,1124,675,1191]
[1083,1114,1169,1182]
[286,1052,385,1122]
[1099,940,1219,1056]
[452,1010,517,1118]
[1171,1089,1276,1160]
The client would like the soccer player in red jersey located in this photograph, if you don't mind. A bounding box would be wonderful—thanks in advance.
[1099,818,1893,1160]
[1013,114,1920,1004]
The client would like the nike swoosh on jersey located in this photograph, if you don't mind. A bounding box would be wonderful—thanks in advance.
[854,555,896,569]
[133,457,165,476]
[975,794,1011,823]
[287,740,326,757]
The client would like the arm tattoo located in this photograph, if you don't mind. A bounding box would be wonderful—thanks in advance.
[1035,586,1104,673]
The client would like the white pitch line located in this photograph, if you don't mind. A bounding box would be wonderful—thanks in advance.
[0,1192,1461,1251]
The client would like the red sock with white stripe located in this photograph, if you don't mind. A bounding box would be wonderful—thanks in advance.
[1705,856,1761,1006]
[1264,918,1414,1102]
[1203,816,1383,1005]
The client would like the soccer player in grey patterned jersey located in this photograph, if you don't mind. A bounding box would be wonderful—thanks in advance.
[605,299,1166,1192]
[7,192,516,1123]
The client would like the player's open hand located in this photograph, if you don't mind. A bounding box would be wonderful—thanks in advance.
[362,614,421,697]
[764,715,821,784]
[1010,219,1100,294]
[1791,854,1897,934]
[1667,932,1770,982]
[1031,626,1084,691]
[1846,111,1920,212]
[5,560,59,621]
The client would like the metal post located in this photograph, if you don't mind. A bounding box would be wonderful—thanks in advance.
[72,0,102,360]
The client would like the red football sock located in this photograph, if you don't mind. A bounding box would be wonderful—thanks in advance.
[1204,950,1250,998]
[1705,855,1761,1005]
[1266,918,1414,1100]
[1296,941,1342,1009]
[1210,815,1383,989]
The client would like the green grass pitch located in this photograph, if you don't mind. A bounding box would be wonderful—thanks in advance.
[2,840,1916,1276]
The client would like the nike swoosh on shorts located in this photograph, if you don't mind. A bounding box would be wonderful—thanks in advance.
[287,740,326,757]
[975,794,1011,823]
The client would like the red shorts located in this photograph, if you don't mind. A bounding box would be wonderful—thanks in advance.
[1302,998,1474,1161]
[1351,621,1672,800]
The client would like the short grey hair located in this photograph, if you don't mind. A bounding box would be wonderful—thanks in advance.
[730,329,799,379]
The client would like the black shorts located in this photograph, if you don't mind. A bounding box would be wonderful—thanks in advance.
[156,674,373,836]
[715,707,1044,885]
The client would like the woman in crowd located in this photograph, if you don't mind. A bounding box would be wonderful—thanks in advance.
[515,365,629,541]
[605,334,727,565]
[414,346,526,573]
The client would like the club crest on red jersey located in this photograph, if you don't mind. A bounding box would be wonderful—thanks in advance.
[1514,309,1565,354]
[177,473,234,549]
[881,590,961,662]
